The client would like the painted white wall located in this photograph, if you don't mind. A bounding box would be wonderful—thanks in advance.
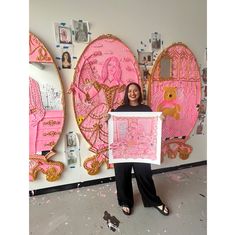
[29,0,207,190]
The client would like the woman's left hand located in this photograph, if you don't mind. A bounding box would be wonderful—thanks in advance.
[159,114,166,121]
[105,113,111,122]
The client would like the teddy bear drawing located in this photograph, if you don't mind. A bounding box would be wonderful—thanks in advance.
[157,86,181,120]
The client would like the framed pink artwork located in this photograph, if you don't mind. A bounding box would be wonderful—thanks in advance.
[108,112,162,165]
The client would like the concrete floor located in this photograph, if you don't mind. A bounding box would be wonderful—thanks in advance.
[29,165,207,235]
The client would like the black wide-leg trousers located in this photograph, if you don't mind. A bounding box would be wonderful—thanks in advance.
[114,162,162,208]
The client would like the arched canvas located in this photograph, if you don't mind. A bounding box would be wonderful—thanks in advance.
[29,33,64,181]
[29,33,53,63]
[148,43,201,160]
[70,34,140,175]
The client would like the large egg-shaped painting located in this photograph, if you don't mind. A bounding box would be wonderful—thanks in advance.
[29,32,64,181]
[148,43,201,160]
[71,34,140,175]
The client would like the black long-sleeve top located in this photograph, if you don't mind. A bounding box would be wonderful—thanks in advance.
[114,104,152,112]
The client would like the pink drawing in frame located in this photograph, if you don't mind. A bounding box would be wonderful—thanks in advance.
[108,112,162,165]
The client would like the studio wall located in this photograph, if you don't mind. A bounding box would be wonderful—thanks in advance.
[29,0,207,191]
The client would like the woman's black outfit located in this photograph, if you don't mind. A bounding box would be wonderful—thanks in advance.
[113,104,163,209]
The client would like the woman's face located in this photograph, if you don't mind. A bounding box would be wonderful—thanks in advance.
[128,84,140,102]
[107,60,117,78]
[64,53,69,60]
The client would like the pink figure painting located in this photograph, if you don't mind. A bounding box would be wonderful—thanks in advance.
[70,35,140,175]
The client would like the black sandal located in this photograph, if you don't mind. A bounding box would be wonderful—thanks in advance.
[121,205,131,216]
[154,204,169,216]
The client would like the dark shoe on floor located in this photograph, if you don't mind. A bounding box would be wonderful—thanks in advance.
[154,204,169,216]
[121,205,131,215]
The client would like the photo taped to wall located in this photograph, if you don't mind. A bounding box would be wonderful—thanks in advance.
[58,25,72,44]
[138,51,153,66]
[72,20,90,43]
[151,32,161,51]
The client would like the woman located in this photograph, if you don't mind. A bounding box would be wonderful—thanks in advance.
[113,82,169,216]
[62,51,71,69]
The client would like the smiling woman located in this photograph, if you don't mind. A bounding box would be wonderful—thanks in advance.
[112,82,169,216]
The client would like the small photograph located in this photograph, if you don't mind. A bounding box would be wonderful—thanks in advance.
[140,65,150,80]
[199,100,207,115]
[196,122,203,135]
[66,132,77,147]
[72,20,90,43]
[151,32,161,52]
[58,25,72,44]
[65,131,81,166]
[62,51,72,69]
[202,67,207,84]
[141,82,149,105]
[204,85,207,97]
[54,23,60,44]
[138,51,153,66]
[204,48,207,67]
[67,150,77,165]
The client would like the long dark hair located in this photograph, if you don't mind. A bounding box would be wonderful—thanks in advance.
[62,51,71,63]
[123,82,143,105]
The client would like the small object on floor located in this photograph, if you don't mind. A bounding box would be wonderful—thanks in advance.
[154,204,170,216]
[103,211,120,232]
[121,206,131,216]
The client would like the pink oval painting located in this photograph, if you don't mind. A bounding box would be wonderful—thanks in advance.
[70,34,140,175]
[148,43,201,160]
[29,32,64,181]
[29,33,53,63]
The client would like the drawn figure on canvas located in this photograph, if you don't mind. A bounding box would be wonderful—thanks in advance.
[157,86,181,120]
[70,56,126,174]
[29,78,46,154]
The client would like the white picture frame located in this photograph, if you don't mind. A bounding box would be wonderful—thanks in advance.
[108,112,163,165]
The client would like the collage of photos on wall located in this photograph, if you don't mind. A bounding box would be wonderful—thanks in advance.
[195,48,207,135]
[54,20,90,70]
[65,131,81,168]
[138,32,162,105]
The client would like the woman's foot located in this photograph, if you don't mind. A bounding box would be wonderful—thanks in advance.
[121,206,131,215]
[154,204,169,216]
